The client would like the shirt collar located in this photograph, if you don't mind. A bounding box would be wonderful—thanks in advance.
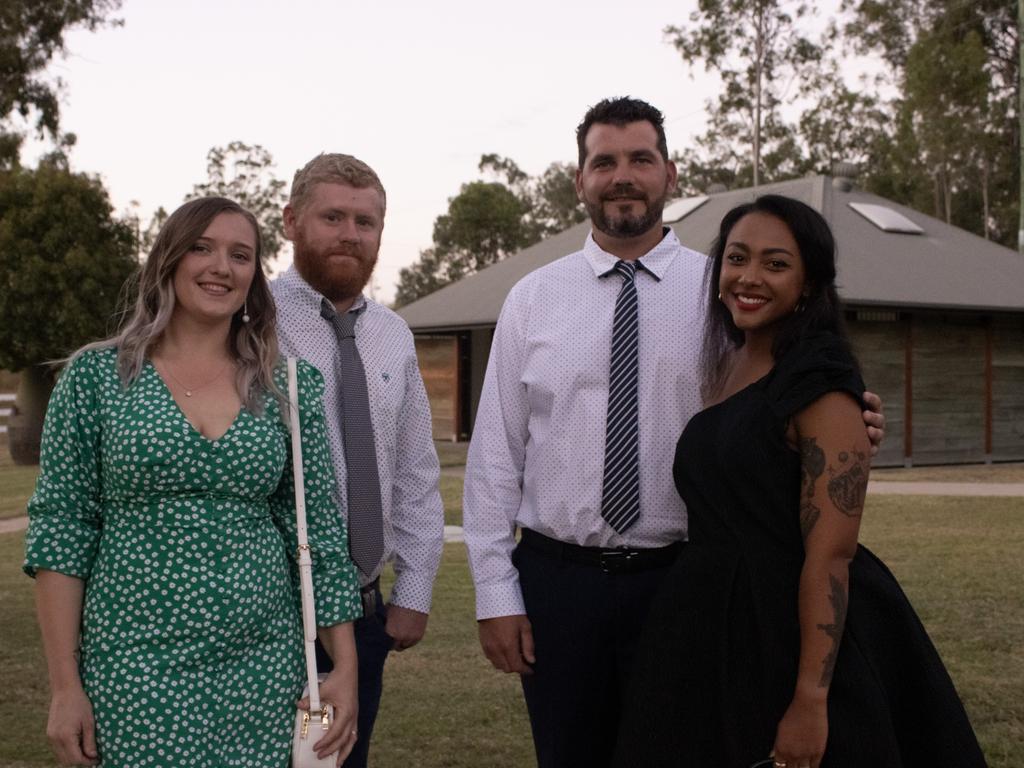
[583,227,681,281]
[277,265,367,315]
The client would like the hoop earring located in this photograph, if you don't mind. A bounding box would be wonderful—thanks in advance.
[241,301,251,324]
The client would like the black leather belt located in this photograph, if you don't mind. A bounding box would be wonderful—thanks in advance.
[519,528,683,574]
[360,577,381,616]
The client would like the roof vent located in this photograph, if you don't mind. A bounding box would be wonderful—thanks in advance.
[832,161,859,192]
[663,195,708,223]
[848,202,924,234]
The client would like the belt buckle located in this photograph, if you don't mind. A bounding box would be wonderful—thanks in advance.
[600,548,637,574]
[360,587,378,617]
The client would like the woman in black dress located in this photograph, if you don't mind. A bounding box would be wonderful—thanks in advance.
[614,196,985,768]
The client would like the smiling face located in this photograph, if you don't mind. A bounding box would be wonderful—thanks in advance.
[284,181,383,306]
[575,120,677,242]
[171,212,258,326]
[718,211,808,339]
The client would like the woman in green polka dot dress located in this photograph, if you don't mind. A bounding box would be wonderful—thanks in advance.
[24,197,363,767]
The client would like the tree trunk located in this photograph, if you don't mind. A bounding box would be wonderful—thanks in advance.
[981,157,991,240]
[7,363,56,466]
[752,6,765,188]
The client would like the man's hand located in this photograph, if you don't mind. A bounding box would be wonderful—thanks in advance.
[862,390,885,456]
[478,614,535,675]
[384,604,429,651]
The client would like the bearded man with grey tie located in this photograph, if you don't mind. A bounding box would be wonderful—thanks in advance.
[271,154,444,768]
[463,98,885,767]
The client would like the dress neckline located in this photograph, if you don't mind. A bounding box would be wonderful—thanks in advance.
[146,359,245,443]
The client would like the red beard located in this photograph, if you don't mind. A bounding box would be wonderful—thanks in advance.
[292,232,378,303]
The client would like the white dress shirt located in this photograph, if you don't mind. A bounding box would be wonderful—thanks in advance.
[272,266,444,614]
[463,229,708,620]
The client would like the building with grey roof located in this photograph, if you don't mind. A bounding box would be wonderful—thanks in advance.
[397,174,1024,466]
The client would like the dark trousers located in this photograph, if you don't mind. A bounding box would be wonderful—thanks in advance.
[514,535,678,768]
[315,584,394,768]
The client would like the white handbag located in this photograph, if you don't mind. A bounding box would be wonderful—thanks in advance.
[287,358,339,768]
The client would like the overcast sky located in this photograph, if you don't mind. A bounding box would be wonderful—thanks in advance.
[25,0,846,302]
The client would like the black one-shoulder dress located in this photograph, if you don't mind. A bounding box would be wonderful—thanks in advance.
[613,333,986,767]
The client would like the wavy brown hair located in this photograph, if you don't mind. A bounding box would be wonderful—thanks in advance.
[77,197,279,413]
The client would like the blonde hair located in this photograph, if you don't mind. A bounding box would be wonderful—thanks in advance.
[289,153,386,215]
[76,197,280,414]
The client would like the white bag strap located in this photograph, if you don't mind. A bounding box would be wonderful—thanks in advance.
[288,357,322,711]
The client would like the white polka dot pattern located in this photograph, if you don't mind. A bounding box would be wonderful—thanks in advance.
[273,267,444,614]
[464,230,708,620]
[23,348,362,767]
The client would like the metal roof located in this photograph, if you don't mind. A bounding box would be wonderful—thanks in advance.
[397,175,1024,331]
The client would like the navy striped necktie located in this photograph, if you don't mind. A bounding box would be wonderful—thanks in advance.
[601,259,641,534]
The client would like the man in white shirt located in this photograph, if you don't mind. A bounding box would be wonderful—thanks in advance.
[463,98,883,767]
[271,154,444,768]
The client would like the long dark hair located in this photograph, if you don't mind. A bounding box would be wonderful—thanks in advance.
[700,194,854,399]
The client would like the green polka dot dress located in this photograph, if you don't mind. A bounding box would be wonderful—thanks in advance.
[24,348,362,768]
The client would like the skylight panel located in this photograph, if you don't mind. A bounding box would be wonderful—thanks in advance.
[848,202,924,234]
[663,196,709,223]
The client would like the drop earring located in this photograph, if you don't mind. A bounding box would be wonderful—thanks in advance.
[241,301,250,324]
[717,291,722,301]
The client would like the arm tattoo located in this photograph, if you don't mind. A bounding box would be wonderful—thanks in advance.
[827,446,869,517]
[815,573,848,687]
[799,438,826,539]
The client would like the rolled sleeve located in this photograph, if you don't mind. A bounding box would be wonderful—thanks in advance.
[23,352,105,580]
[270,361,362,626]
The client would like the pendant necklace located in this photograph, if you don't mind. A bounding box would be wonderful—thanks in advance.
[159,357,232,397]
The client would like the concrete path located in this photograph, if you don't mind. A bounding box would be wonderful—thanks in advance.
[867,481,1024,497]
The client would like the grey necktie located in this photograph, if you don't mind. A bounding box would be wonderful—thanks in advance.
[601,260,641,533]
[321,298,384,577]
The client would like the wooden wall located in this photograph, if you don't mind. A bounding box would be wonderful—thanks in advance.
[413,335,460,441]
[992,316,1024,460]
[849,319,906,467]
[850,310,1024,466]
[912,317,987,464]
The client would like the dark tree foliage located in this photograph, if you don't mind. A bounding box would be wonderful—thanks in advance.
[0,0,122,143]
[0,160,136,370]
[393,156,585,307]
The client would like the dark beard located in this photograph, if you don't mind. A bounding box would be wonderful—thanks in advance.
[586,183,668,239]
[292,233,377,303]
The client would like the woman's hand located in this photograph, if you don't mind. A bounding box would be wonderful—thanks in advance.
[771,695,827,768]
[298,667,358,765]
[47,684,99,766]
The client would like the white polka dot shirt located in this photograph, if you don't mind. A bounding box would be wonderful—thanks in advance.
[272,267,444,614]
[464,230,708,620]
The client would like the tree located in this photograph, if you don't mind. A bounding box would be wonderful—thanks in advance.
[394,181,530,307]
[0,159,136,463]
[666,0,821,187]
[189,141,288,262]
[394,155,586,307]
[842,0,1018,245]
[0,0,122,161]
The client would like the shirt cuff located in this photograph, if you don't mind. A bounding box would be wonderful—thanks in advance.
[389,569,436,614]
[474,579,526,620]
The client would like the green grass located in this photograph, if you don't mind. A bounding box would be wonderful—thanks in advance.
[441,474,463,527]
[0,446,37,521]
[434,441,468,469]
[1,495,1021,767]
